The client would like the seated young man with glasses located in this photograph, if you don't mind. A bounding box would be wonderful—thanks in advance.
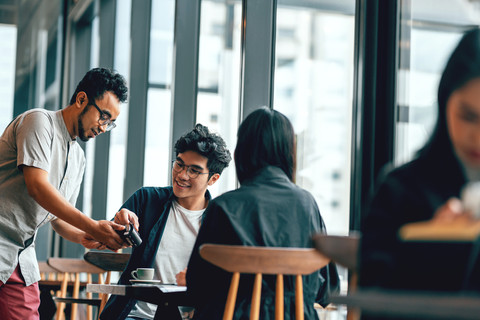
[100,124,232,320]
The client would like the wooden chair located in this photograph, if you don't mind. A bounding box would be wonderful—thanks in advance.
[199,244,330,320]
[83,251,130,314]
[312,233,361,320]
[48,258,106,320]
[39,261,60,281]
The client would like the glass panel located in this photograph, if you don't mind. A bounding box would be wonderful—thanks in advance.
[143,0,175,187]
[149,0,175,85]
[274,1,355,237]
[395,0,480,165]
[196,0,242,197]
[107,0,132,219]
[0,24,16,131]
[144,88,172,187]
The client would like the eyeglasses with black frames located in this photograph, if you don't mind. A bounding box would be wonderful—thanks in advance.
[89,97,116,131]
[172,160,209,179]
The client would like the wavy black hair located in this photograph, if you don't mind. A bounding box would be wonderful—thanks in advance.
[234,107,296,184]
[69,67,128,105]
[174,124,231,177]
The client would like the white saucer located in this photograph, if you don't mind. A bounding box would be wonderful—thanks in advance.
[129,279,162,285]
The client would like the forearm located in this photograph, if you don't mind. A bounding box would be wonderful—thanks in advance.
[51,218,85,244]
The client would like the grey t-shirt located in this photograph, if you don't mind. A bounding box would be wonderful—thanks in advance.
[0,109,85,285]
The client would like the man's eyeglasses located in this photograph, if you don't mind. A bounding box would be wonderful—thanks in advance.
[89,98,116,131]
[172,160,209,179]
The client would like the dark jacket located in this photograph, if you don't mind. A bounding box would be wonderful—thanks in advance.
[186,166,340,320]
[359,144,476,292]
[100,186,211,320]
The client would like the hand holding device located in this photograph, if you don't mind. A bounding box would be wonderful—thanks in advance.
[117,223,142,247]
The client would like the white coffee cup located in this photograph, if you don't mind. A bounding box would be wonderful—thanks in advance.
[131,268,154,280]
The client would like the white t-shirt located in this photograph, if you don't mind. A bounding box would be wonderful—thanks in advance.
[129,200,204,319]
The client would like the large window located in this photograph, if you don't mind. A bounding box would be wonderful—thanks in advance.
[196,0,242,197]
[0,24,16,131]
[395,0,480,165]
[274,1,355,236]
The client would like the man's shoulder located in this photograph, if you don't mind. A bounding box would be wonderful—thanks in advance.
[14,109,56,132]
[135,186,174,201]
[22,108,56,120]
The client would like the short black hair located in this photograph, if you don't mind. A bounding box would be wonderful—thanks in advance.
[69,67,128,105]
[234,107,296,183]
[174,124,231,177]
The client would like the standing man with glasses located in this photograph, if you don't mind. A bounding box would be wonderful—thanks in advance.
[0,67,132,319]
[101,124,232,320]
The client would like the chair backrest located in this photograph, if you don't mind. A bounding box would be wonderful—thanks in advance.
[48,258,106,274]
[199,244,330,320]
[312,234,360,271]
[39,261,60,281]
[48,258,106,320]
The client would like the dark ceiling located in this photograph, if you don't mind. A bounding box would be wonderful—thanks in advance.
[0,0,16,25]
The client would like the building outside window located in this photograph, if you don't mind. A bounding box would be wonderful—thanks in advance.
[274,0,356,237]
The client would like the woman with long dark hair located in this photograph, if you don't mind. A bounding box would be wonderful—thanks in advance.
[186,107,339,320]
[360,28,480,292]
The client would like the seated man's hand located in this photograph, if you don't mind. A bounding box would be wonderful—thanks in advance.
[176,268,187,286]
[114,208,140,231]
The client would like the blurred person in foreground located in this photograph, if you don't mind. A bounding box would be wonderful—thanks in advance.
[360,28,480,298]
[100,124,232,320]
[186,107,340,320]
[0,67,131,319]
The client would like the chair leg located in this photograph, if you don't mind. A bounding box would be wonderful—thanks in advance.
[70,272,80,320]
[275,274,284,320]
[86,273,93,320]
[250,273,262,320]
[347,308,361,320]
[295,275,304,320]
[56,273,69,320]
[223,272,240,320]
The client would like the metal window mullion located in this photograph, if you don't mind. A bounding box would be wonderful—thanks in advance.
[169,0,201,164]
[239,0,277,120]
[349,0,399,231]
